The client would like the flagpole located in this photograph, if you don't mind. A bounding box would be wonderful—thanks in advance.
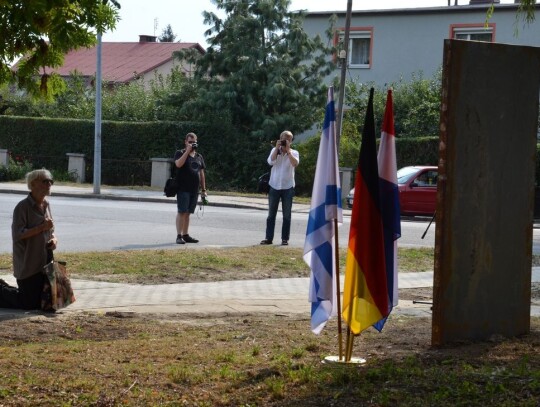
[334,219,343,360]
[346,329,354,362]
[335,0,353,150]
[335,0,352,361]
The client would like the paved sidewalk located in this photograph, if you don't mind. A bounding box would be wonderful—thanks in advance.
[0,272,434,318]
[1,270,539,319]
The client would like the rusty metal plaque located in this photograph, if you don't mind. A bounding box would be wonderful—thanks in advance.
[432,39,540,345]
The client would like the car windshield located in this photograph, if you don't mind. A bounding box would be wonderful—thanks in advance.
[397,167,420,184]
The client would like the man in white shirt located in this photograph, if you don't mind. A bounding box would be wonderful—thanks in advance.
[260,130,299,246]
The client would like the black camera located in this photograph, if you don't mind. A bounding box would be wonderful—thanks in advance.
[191,142,198,150]
[280,140,287,147]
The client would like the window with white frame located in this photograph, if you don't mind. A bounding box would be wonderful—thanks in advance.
[452,26,493,42]
[338,30,372,68]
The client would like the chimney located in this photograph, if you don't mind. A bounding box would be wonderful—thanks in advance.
[139,35,157,43]
[469,0,500,4]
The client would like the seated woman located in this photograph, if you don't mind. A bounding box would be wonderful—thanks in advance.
[0,169,57,310]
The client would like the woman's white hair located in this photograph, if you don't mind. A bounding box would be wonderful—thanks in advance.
[26,169,53,190]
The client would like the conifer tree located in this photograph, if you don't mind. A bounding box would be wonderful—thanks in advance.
[175,0,336,139]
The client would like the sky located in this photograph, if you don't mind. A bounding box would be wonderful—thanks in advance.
[102,0,517,46]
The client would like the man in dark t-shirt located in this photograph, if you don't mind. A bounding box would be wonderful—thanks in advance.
[173,132,207,244]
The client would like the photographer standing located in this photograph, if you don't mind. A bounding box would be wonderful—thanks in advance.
[174,132,207,244]
[260,130,299,246]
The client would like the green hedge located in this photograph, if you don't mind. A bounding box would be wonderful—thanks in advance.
[300,134,540,195]
[295,135,440,195]
[0,115,241,187]
[395,136,439,168]
[0,115,203,158]
[2,116,539,192]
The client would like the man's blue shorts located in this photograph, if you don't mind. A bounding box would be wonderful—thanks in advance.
[177,191,198,214]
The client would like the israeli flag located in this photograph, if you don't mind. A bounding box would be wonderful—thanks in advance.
[304,87,343,334]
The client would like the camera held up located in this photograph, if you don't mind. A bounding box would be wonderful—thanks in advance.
[191,142,198,150]
[280,140,287,147]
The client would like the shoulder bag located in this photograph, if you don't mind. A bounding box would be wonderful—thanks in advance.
[164,152,180,197]
[41,257,76,312]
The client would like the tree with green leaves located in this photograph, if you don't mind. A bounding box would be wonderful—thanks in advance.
[175,0,336,139]
[333,71,442,170]
[0,0,120,97]
[519,0,537,22]
[158,24,177,42]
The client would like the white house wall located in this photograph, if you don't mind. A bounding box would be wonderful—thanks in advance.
[302,5,540,86]
[140,59,196,88]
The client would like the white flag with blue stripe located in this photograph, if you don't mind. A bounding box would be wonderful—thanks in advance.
[304,86,343,334]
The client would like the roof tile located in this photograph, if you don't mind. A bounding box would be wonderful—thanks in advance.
[42,42,204,83]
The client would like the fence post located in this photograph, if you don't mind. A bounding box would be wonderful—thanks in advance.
[66,153,86,183]
[339,167,353,201]
[0,149,8,167]
[151,158,174,188]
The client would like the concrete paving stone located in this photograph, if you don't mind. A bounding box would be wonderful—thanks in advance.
[1,270,539,317]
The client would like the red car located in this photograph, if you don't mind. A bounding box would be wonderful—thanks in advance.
[397,166,438,215]
[346,166,438,216]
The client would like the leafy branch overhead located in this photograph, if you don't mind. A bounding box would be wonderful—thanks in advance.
[0,0,120,97]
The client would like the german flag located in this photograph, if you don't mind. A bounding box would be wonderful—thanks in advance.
[342,88,389,335]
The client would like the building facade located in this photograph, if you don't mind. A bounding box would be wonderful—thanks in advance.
[302,3,540,86]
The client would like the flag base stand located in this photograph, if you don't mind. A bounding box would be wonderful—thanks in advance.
[322,355,366,364]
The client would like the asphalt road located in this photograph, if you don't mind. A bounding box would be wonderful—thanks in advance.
[0,194,439,254]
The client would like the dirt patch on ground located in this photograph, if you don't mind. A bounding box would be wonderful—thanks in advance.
[1,283,538,344]
[0,312,538,406]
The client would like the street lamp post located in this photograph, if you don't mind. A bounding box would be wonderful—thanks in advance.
[93,31,102,194]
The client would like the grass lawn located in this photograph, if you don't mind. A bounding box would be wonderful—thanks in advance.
[0,313,538,406]
[0,246,436,284]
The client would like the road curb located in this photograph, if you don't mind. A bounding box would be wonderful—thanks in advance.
[0,188,272,211]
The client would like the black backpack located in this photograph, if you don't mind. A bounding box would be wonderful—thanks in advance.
[164,151,180,197]
[257,172,270,194]
[164,177,177,197]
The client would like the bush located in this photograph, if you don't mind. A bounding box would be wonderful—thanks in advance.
[0,157,33,182]
[50,168,79,182]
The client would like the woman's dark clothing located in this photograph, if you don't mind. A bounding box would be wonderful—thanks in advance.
[0,272,46,310]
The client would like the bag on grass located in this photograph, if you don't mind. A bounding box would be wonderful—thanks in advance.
[41,260,76,312]
[164,177,177,197]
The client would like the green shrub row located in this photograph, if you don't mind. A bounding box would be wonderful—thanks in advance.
[0,115,202,159]
[0,115,240,187]
[2,115,539,193]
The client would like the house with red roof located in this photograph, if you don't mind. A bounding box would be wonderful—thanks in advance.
[41,35,205,86]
